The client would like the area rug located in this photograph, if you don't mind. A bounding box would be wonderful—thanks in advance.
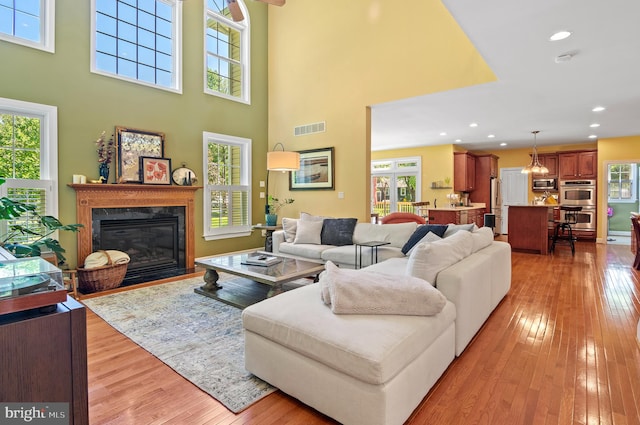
[82,276,277,413]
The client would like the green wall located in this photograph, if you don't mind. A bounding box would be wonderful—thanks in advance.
[0,1,270,267]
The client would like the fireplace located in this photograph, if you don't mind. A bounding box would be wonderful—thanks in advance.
[92,207,186,285]
[71,184,199,287]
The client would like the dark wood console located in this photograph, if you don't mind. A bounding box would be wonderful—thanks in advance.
[0,296,88,424]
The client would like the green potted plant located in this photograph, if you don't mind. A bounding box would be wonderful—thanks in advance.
[266,195,294,226]
[0,178,83,265]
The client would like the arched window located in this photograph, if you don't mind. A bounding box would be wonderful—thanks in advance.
[205,0,250,104]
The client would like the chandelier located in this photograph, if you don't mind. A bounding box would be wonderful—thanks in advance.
[521,130,549,174]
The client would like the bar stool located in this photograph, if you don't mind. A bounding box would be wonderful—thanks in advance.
[549,206,582,255]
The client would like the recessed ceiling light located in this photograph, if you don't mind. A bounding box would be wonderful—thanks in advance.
[455,139,462,143]
[589,123,600,128]
[469,123,478,128]
[488,134,495,138]
[500,142,507,146]
[592,106,605,112]
[439,132,447,136]
[588,134,598,139]
[550,31,572,41]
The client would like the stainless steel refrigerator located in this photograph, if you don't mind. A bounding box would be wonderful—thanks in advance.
[490,177,502,234]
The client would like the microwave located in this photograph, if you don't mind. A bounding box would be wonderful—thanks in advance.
[532,178,557,191]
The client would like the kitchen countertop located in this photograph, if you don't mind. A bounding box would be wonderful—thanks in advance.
[428,204,486,211]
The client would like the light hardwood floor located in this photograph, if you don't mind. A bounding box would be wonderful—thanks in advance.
[86,242,640,424]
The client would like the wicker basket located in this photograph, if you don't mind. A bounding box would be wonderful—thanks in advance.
[77,250,128,293]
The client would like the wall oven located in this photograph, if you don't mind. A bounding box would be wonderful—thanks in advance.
[559,180,596,206]
[558,206,596,230]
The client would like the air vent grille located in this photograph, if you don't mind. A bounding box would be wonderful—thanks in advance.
[294,121,326,136]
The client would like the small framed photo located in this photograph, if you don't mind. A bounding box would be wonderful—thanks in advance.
[290,147,335,190]
[115,126,165,183]
[140,157,172,185]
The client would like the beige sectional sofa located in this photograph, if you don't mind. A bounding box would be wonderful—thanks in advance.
[273,221,419,268]
[242,225,512,425]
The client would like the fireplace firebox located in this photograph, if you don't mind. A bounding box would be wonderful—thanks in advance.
[92,207,186,285]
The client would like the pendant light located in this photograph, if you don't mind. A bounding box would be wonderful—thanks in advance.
[521,131,549,174]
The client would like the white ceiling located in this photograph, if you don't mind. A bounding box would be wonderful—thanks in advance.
[370,0,640,152]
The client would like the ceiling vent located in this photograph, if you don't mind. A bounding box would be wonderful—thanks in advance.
[294,121,326,136]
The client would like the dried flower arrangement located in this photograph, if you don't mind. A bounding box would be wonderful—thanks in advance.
[95,131,115,164]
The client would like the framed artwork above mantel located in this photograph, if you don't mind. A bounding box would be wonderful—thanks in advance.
[115,126,165,183]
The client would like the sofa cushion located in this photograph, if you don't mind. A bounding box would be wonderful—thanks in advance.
[406,230,474,285]
[321,218,358,246]
[471,226,494,253]
[443,223,476,238]
[352,222,417,248]
[282,218,298,243]
[294,220,324,244]
[321,245,405,267]
[406,231,442,256]
[401,224,449,254]
[242,283,456,385]
[278,242,329,260]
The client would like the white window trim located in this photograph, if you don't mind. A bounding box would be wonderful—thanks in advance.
[0,97,58,216]
[371,157,422,214]
[0,0,55,53]
[203,0,251,105]
[608,163,637,204]
[90,0,183,94]
[202,131,252,240]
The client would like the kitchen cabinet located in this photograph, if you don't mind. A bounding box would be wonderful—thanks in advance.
[532,154,558,178]
[454,152,476,192]
[0,296,88,424]
[427,207,485,226]
[508,205,549,254]
[558,150,597,179]
[472,154,499,214]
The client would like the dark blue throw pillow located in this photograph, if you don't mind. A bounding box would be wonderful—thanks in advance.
[401,224,449,254]
[321,218,358,246]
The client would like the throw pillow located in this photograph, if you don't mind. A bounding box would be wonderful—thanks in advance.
[471,226,494,253]
[443,223,477,238]
[406,230,474,285]
[282,218,298,243]
[406,231,442,256]
[401,224,449,254]
[293,219,323,244]
[321,218,358,246]
[300,212,332,222]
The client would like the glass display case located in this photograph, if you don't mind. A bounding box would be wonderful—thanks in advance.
[0,257,67,314]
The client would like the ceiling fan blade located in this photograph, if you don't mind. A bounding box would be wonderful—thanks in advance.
[256,0,286,6]
[227,0,245,21]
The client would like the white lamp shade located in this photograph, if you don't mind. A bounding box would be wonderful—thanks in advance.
[267,151,300,171]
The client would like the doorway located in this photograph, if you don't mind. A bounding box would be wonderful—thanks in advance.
[605,162,639,246]
[500,167,528,234]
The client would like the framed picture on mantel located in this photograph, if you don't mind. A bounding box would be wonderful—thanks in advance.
[115,126,165,183]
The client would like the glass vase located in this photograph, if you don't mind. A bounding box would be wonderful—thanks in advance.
[99,163,110,184]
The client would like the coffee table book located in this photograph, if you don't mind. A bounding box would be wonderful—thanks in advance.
[242,253,282,267]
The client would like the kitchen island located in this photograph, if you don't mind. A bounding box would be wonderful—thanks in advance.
[507,205,551,254]
[427,204,486,226]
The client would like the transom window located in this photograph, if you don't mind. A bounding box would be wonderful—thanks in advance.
[203,132,252,240]
[0,0,55,52]
[0,97,58,244]
[91,0,182,92]
[205,0,250,104]
[608,163,637,203]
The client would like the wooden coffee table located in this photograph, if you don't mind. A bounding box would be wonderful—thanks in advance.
[194,252,325,308]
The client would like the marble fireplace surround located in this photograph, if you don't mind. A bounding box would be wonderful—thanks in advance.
[70,184,200,271]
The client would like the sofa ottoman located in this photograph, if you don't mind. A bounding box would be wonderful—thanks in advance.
[242,283,456,425]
